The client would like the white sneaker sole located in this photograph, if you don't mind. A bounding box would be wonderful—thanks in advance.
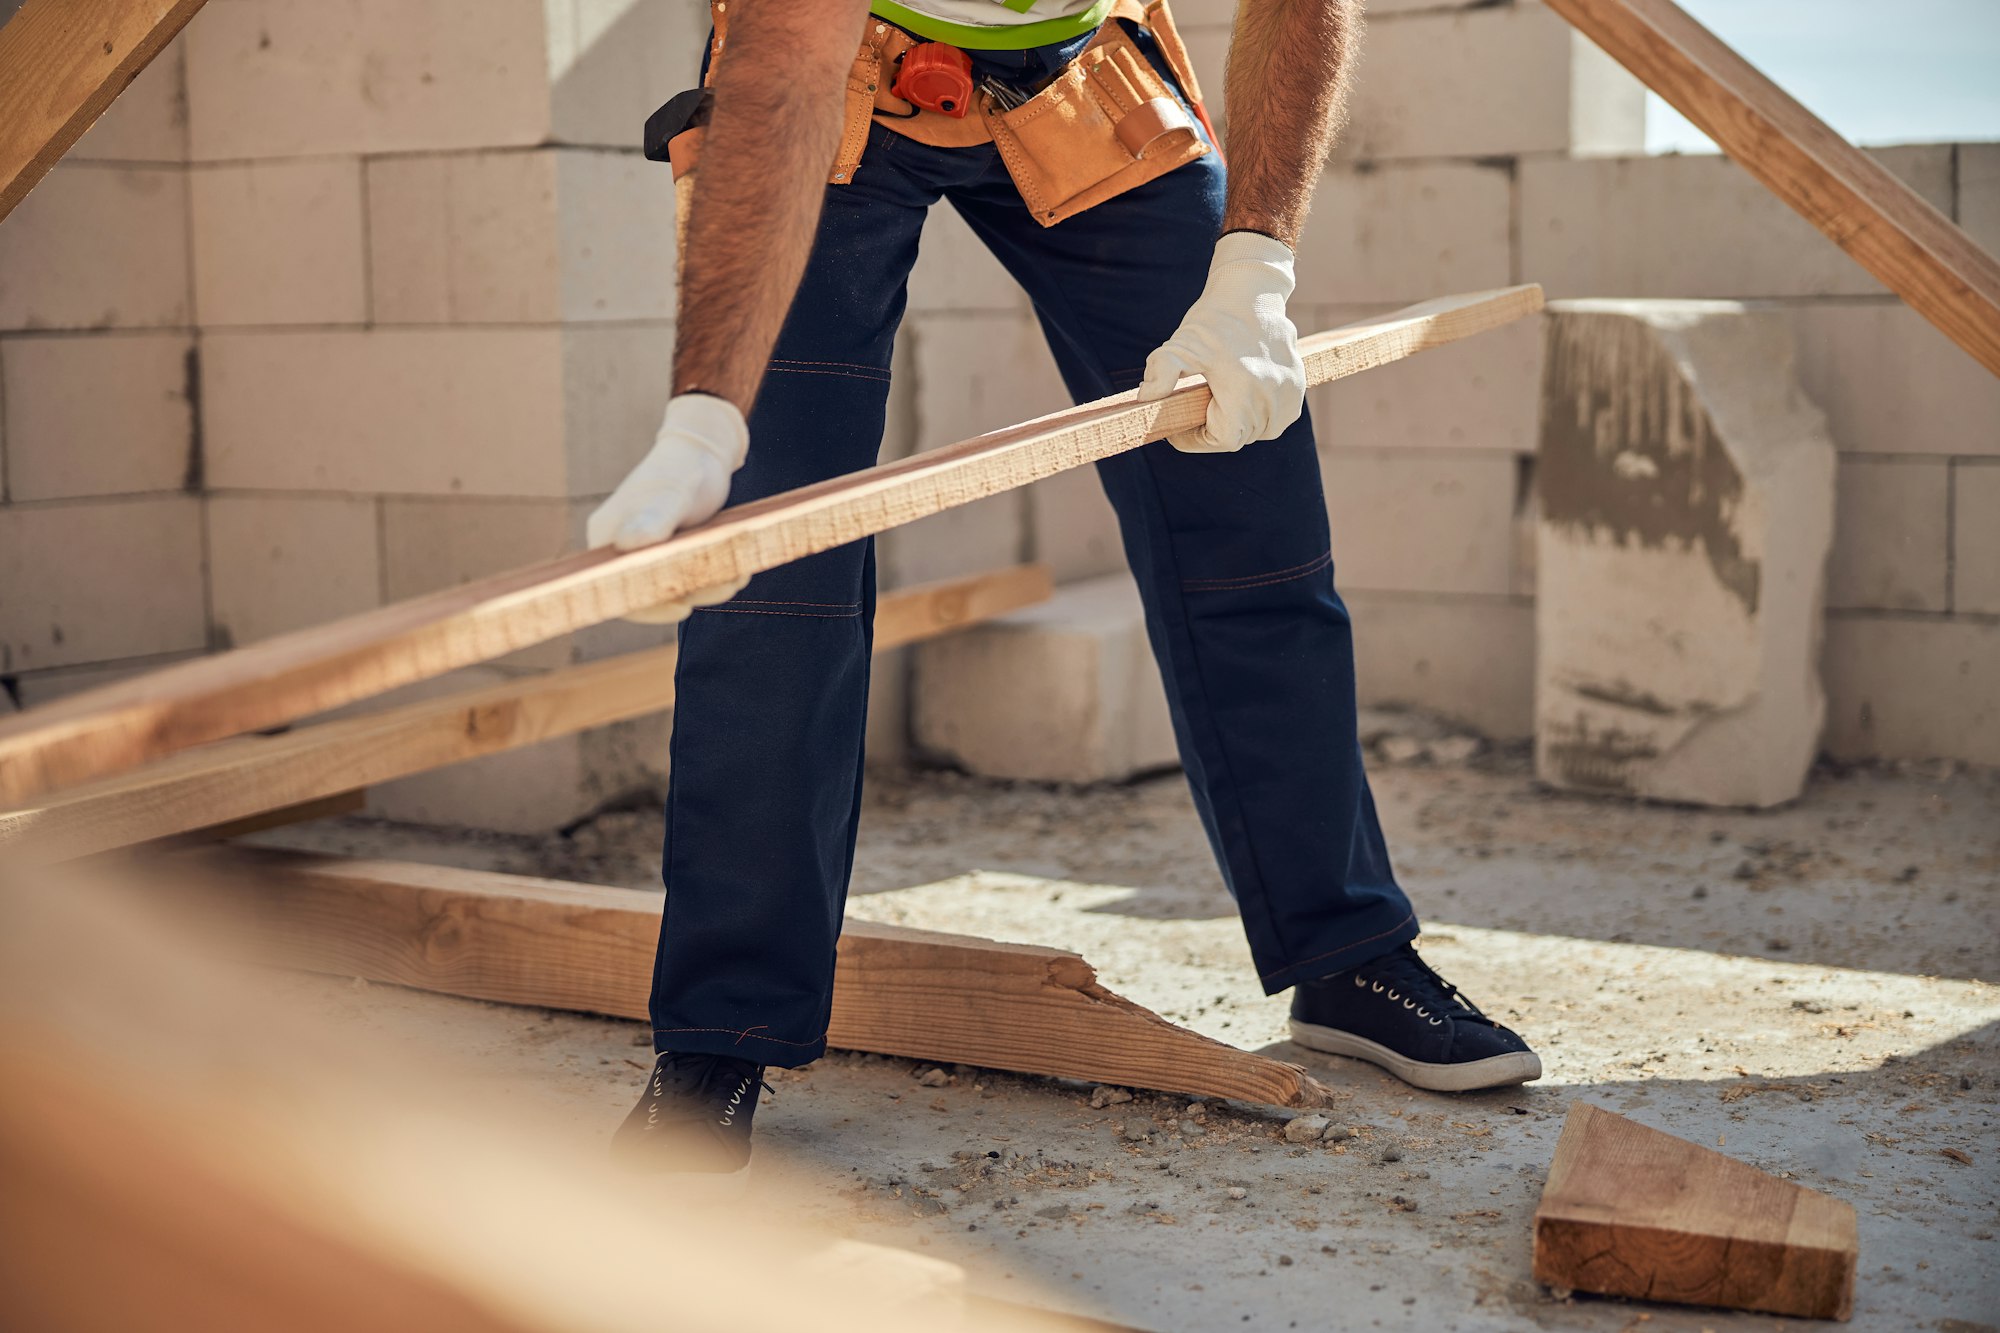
[1289,1020,1543,1093]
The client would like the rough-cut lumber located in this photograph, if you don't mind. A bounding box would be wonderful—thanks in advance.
[1532,1103,1858,1320]
[1542,0,2000,376]
[0,565,1052,864]
[0,287,1543,805]
[0,0,209,222]
[0,864,1135,1333]
[166,847,1336,1109]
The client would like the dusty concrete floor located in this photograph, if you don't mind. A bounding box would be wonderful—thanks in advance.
[264,747,2000,1332]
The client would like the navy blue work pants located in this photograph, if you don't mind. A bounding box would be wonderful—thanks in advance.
[650,31,1418,1065]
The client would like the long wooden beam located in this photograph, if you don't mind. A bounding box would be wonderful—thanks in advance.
[0,0,209,222]
[0,565,1053,864]
[168,847,1336,1109]
[1542,0,2000,376]
[0,286,1544,806]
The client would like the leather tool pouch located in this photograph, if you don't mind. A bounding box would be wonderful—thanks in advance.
[983,23,1206,227]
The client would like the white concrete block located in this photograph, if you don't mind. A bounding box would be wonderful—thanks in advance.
[1,335,193,500]
[1825,458,1949,613]
[1030,467,1127,582]
[1954,463,2000,617]
[206,494,381,647]
[1346,591,1534,741]
[1520,147,1956,300]
[1324,449,1518,595]
[886,313,1066,584]
[0,496,206,672]
[184,0,554,159]
[367,151,562,324]
[554,149,678,321]
[1308,304,1541,453]
[1336,5,1644,162]
[545,0,711,146]
[191,159,368,326]
[202,329,569,495]
[380,496,582,668]
[0,165,189,330]
[561,324,679,496]
[1295,163,1511,306]
[913,573,1177,783]
[1960,143,2000,256]
[1535,300,1837,808]
[69,39,187,163]
[1823,615,2000,766]
[1787,301,2000,459]
[909,204,1028,315]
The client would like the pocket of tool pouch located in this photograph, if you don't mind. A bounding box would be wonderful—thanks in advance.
[988,29,1203,227]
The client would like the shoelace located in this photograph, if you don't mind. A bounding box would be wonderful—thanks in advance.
[1350,946,1496,1030]
[651,1053,774,1122]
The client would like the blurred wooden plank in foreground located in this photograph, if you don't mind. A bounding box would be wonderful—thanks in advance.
[0,859,1132,1333]
[1533,1102,1858,1320]
[168,846,1337,1110]
[1542,0,2000,376]
[0,565,1052,864]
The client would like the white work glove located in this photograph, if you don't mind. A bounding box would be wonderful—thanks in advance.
[586,392,752,624]
[1136,230,1306,454]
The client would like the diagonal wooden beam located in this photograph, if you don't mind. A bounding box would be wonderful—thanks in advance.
[0,286,1544,806]
[1542,0,2000,377]
[168,847,1337,1109]
[0,0,208,222]
[0,565,1053,864]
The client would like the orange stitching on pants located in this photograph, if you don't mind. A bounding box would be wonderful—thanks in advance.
[651,1026,827,1046]
[1181,549,1332,592]
[1259,910,1417,982]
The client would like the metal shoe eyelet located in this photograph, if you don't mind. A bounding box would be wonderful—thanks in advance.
[1402,998,1416,1009]
[1370,981,1385,993]
[1386,988,1399,1001]
[1353,976,1366,987]
[1427,1016,1443,1027]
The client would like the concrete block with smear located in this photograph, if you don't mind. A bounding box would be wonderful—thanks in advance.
[1536,301,1836,808]
[0,496,207,673]
[913,574,1177,784]
[0,334,194,500]
[0,165,189,330]
[207,495,381,647]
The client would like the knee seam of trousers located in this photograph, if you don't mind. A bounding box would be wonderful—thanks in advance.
[766,362,890,383]
[1181,549,1333,593]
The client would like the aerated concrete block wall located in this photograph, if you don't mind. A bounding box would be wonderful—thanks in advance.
[2,0,1995,832]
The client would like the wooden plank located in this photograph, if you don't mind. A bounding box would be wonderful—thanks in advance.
[0,287,1543,806]
[1532,1102,1858,1320]
[165,847,1336,1110]
[0,565,1053,864]
[1541,0,2000,376]
[0,0,209,222]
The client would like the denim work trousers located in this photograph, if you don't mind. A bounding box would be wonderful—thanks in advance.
[649,32,1419,1066]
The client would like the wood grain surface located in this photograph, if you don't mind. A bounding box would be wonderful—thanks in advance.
[1532,1102,1858,1319]
[1542,0,2000,375]
[167,847,1335,1109]
[0,287,1543,806]
[0,566,1053,863]
[0,0,209,220]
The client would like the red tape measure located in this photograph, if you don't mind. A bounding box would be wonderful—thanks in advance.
[893,42,975,118]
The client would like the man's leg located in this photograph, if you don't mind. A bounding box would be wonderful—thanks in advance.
[647,128,939,1070]
[947,102,1412,995]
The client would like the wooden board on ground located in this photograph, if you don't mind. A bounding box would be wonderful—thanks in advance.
[1542,0,2000,376]
[0,565,1052,864]
[166,847,1335,1110]
[0,0,209,221]
[0,287,1543,806]
[1532,1102,1858,1320]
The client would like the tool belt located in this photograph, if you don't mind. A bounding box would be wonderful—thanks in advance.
[682,0,1210,228]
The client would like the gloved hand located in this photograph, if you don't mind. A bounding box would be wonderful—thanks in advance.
[1136,230,1307,454]
[586,392,752,624]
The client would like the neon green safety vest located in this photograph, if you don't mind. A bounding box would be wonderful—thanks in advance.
[870,0,1113,49]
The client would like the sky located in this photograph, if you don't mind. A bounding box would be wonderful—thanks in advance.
[1647,0,2000,152]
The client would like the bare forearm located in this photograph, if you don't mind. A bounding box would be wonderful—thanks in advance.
[1221,0,1360,247]
[672,0,867,412]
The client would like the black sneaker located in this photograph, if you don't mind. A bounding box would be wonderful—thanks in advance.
[612,1051,769,1175]
[1289,943,1542,1092]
